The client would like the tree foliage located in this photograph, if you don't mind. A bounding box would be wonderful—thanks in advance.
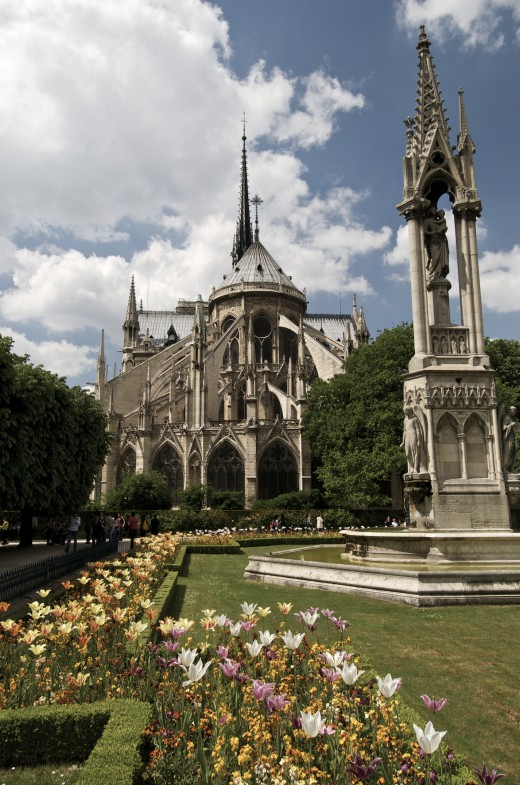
[485,337,520,410]
[104,470,172,512]
[303,324,414,508]
[0,337,109,544]
[304,327,520,507]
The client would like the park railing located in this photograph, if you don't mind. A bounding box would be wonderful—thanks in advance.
[0,541,119,603]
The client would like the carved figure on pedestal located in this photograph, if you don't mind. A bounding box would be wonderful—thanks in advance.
[501,405,518,473]
[424,207,449,282]
[401,405,428,474]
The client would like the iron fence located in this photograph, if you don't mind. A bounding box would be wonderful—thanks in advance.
[0,541,119,604]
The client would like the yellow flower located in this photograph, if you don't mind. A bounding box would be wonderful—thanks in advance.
[36,589,52,598]
[277,602,293,615]
[21,629,40,644]
[257,606,271,617]
[29,643,46,656]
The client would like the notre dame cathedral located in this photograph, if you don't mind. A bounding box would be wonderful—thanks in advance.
[93,131,368,504]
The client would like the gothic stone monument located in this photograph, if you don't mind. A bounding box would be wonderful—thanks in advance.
[397,27,519,532]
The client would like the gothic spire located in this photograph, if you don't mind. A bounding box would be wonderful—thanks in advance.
[414,25,451,157]
[457,88,475,154]
[231,119,253,267]
[123,275,140,347]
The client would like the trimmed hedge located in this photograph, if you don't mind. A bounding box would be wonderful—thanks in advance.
[0,699,152,785]
[76,700,152,785]
[0,702,110,767]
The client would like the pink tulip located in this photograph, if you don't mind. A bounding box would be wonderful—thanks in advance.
[421,694,448,713]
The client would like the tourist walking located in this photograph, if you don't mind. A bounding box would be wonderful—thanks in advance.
[65,512,81,553]
[316,513,324,533]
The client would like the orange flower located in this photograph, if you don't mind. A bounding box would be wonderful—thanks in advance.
[61,580,73,590]
[0,602,10,614]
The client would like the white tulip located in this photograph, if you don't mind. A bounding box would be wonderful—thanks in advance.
[413,721,447,754]
[181,658,212,686]
[300,709,324,738]
[336,662,364,685]
[376,673,401,698]
[281,631,305,650]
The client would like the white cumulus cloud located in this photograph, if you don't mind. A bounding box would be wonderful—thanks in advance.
[395,0,520,49]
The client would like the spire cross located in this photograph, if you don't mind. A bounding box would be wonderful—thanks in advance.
[251,193,263,241]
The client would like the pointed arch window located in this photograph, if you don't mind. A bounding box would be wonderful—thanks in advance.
[258,442,298,499]
[465,415,488,479]
[254,317,273,363]
[117,448,136,485]
[207,442,244,494]
[436,415,460,479]
[152,444,184,505]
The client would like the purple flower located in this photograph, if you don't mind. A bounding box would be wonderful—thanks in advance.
[265,693,290,713]
[321,608,335,618]
[216,645,229,659]
[170,627,186,639]
[252,679,275,701]
[421,694,448,712]
[321,667,341,682]
[319,724,336,736]
[219,659,242,679]
[347,752,382,782]
[291,713,302,729]
[163,640,179,653]
[265,647,276,661]
[241,620,256,632]
[132,666,143,676]
[474,764,506,785]
[331,615,350,631]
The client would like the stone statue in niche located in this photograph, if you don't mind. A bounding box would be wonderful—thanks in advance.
[424,207,449,282]
[401,405,428,474]
[501,405,518,472]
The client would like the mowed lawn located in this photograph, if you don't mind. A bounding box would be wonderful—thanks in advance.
[173,545,520,784]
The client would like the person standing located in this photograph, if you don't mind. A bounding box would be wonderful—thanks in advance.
[1,518,9,545]
[128,512,139,548]
[150,514,160,535]
[316,513,324,533]
[65,513,81,553]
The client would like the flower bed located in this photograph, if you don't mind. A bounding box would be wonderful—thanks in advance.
[0,532,497,783]
[0,532,180,708]
[145,601,473,785]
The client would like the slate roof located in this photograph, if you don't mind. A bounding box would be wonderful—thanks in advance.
[136,310,351,345]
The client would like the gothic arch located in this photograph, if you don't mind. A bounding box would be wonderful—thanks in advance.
[464,413,488,479]
[253,314,273,363]
[152,442,184,505]
[188,451,202,487]
[436,413,460,480]
[258,440,298,500]
[116,447,136,485]
[207,440,244,494]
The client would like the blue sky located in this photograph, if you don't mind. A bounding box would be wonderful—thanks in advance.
[0,0,519,385]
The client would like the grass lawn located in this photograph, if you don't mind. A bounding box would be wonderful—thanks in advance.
[0,763,80,785]
[173,544,520,784]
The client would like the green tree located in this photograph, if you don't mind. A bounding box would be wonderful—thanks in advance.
[104,470,172,511]
[0,338,109,545]
[303,324,414,507]
[486,337,520,410]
